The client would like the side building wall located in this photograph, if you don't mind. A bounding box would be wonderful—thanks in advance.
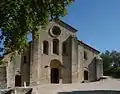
[0,65,7,89]
[7,53,22,88]
[77,42,102,82]
[2,53,22,88]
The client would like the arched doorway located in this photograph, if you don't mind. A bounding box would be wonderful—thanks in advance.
[84,70,88,80]
[50,59,61,83]
[51,68,59,83]
[15,75,21,86]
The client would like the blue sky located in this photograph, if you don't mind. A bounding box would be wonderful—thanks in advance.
[62,0,120,52]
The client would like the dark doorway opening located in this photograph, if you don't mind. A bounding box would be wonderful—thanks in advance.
[84,71,88,80]
[15,75,21,86]
[51,68,59,83]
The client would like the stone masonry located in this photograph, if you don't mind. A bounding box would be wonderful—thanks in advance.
[0,20,103,89]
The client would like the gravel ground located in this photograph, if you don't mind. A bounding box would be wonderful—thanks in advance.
[32,77,120,94]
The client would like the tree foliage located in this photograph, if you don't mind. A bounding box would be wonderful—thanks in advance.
[101,50,112,72]
[101,50,120,78]
[0,0,74,54]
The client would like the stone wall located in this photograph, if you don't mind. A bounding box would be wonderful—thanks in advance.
[6,58,15,88]
[0,65,7,89]
[29,21,76,85]
[77,43,85,82]
[0,88,32,94]
[15,88,32,94]
[21,47,31,86]
[88,59,97,81]
[96,60,103,80]
[71,36,78,83]
[0,89,14,94]
[77,41,102,82]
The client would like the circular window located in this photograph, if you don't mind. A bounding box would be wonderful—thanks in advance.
[49,26,61,37]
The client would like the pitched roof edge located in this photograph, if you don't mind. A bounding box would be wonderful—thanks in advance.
[55,20,78,33]
[78,40,100,54]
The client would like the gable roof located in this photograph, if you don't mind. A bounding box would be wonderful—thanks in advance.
[55,20,78,33]
[54,20,99,54]
[78,40,100,54]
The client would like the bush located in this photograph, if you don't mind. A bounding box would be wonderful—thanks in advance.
[107,67,120,78]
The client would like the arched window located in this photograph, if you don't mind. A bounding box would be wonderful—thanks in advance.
[43,41,49,55]
[53,39,59,55]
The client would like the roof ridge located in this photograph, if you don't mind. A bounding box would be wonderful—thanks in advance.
[78,40,100,54]
[54,20,78,33]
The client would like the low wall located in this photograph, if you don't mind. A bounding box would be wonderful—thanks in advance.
[0,88,32,94]
[0,89,14,94]
[0,65,7,89]
[15,88,32,94]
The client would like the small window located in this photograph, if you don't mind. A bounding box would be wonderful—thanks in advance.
[24,56,27,64]
[53,39,59,55]
[43,41,49,55]
[62,42,67,55]
[84,51,87,60]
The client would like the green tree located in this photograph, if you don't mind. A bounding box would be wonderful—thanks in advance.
[0,0,75,84]
[101,50,112,73]
[101,50,120,77]
[0,0,74,54]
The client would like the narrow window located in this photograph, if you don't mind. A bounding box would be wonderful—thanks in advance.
[53,39,59,55]
[84,51,87,60]
[24,56,27,64]
[62,42,67,55]
[43,41,49,55]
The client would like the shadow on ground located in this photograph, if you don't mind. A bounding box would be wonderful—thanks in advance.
[58,90,120,94]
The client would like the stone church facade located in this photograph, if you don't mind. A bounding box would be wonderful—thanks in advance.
[1,20,103,88]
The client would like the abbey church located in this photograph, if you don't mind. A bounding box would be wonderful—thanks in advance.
[1,20,103,88]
